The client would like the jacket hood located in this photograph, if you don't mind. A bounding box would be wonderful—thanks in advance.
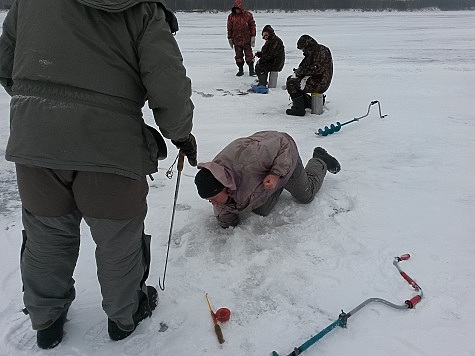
[197,162,237,191]
[262,24,275,36]
[232,0,245,12]
[297,34,318,51]
[75,0,179,32]
[75,0,144,12]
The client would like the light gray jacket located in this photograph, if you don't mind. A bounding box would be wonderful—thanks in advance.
[0,0,193,179]
[198,131,299,228]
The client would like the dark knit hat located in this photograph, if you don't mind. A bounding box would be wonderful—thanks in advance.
[262,24,274,36]
[194,168,225,199]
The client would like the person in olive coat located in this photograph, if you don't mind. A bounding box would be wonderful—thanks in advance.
[0,0,197,349]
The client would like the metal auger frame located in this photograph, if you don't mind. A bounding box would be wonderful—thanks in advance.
[272,254,423,356]
[315,100,387,136]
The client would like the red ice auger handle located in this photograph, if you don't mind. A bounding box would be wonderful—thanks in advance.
[400,271,420,291]
[395,254,420,291]
[398,253,411,261]
[394,253,423,308]
[405,295,422,309]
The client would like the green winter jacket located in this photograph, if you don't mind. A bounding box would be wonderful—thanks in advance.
[0,0,193,179]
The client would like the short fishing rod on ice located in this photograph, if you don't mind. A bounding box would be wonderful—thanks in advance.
[205,293,231,344]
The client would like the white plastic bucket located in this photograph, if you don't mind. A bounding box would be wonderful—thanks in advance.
[268,71,278,88]
[311,93,324,115]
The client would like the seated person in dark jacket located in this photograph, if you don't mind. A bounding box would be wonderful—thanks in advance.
[254,25,285,87]
[286,34,333,116]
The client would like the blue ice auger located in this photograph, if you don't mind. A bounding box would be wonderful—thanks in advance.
[271,254,423,356]
[315,100,387,136]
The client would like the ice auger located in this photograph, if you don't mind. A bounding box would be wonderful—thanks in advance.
[315,100,387,136]
[272,254,423,356]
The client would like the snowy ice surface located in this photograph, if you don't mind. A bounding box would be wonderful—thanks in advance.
[0,10,474,356]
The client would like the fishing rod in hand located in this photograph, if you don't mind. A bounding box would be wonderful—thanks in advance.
[316,100,387,136]
[158,153,184,291]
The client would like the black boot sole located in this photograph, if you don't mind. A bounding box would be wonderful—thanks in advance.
[37,309,68,349]
[313,147,341,174]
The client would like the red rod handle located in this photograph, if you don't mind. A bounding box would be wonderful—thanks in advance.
[214,324,225,344]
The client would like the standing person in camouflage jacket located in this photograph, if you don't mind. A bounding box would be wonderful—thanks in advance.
[254,25,285,87]
[227,0,257,76]
[0,0,197,349]
[193,131,340,229]
[286,34,333,116]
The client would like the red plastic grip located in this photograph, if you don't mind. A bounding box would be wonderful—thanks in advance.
[399,254,411,261]
[400,272,419,290]
[405,295,422,308]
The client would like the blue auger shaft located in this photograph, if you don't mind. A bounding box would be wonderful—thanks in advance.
[271,297,415,356]
[271,318,345,356]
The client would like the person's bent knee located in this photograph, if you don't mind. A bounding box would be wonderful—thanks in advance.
[295,194,315,205]
[252,208,271,217]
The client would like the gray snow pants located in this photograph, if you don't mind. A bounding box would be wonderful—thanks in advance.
[16,164,151,331]
[253,157,327,216]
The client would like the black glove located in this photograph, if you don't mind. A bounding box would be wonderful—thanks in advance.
[172,133,197,166]
[1,78,13,96]
[293,67,304,77]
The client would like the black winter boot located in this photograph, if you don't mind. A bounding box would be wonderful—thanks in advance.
[37,309,68,349]
[257,72,268,86]
[236,63,244,76]
[313,147,341,174]
[247,62,255,76]
[108,286,159,341]
[286,95,306,116]
[303,93,312,109]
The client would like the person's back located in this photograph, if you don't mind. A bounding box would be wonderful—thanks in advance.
[1,0,194,178]
[296,35,333,93]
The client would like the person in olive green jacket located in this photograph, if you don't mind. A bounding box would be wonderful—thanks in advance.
[0,0,197,349]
